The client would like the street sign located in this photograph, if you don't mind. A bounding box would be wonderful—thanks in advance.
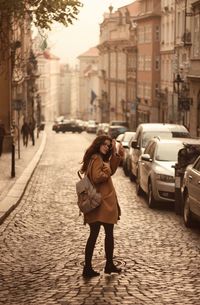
[178,97,190,111]
[12,99,24,111]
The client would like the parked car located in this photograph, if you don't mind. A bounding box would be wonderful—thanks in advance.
[115,131,136,168]
[110,120,129,128]
[96,123,109,136]
[122,132,136,176]
[182,155,200,227]
[108,125,128,139]
[53,119,83,133]
[115,133,125,166]
[86,120,98,133]
[136,137,194,208]
[129,123,191,181]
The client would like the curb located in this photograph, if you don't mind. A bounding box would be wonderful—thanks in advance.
[0,131,47,225]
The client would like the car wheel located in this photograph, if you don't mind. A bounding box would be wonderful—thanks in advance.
[136,173,142,196]
[129,163,136,182]
[183,192,193,228]
[123,161,129,176]
[148,181,156,208]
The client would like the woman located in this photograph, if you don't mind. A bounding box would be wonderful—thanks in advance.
[80,135,124,278]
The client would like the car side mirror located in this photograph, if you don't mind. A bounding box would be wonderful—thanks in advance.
[141,153,152,162]
[131,140,140,149]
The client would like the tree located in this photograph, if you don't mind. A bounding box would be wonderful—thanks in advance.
[0,0,82,70]
[0,0,82,30]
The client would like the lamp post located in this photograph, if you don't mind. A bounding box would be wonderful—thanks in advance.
[174,74,191,126]
[36,94,41,137]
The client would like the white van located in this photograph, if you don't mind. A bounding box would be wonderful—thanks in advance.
[129,123,191,181]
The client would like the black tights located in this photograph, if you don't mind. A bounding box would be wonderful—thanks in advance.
[84,222,114,268]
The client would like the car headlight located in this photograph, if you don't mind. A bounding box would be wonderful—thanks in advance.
[156,174,174,183]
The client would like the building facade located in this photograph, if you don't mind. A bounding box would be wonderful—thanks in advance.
[187,0,200,137]
[0,12,34,151]
[77,47,99,121]
[98,2,140,128]
[160,0,176,123]
[36,50,60,122]
[135,0,161,124]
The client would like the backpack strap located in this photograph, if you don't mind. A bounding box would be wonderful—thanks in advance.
[77,170,82,180]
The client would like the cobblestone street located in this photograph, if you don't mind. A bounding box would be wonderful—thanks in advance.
[0,129,200,305]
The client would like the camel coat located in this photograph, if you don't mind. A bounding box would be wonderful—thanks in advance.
[84,153,121,225]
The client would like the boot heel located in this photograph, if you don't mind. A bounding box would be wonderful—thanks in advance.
[104,264,121,274]
[82,266,100,278]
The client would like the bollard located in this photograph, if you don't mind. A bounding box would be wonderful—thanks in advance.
[11,141,15,178]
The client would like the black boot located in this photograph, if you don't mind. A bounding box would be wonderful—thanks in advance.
[104,263,121,274]
[82,266,100,278]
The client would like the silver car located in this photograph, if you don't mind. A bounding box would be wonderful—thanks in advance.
[182,155,200,227]
[136,138,186,208]
[130,123,191,181]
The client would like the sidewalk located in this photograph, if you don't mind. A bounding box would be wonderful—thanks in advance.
[0,131,46,224]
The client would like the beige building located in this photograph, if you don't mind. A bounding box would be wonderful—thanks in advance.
[70,67,80,119]
[77,47,99,121]
[160,0,176,123]
[59,64,72,118]
[36,50,60,122]
[98,2,140,128]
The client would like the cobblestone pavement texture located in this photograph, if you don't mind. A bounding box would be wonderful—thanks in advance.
[0,128,200,305]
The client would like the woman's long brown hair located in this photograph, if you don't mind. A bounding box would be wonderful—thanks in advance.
[81,135,112,173]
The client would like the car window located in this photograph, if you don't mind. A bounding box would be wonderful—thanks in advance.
[193,158,200,172]
[155,142,183,161]
[123,133,135,142]
[171,132,191,138]
[142,131,172,148]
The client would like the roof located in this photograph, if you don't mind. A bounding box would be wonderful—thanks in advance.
[150,138,200,144]
[119,0,140,16]
[138,123,189,132]
[78,47,99,58]
[37,50,60,60]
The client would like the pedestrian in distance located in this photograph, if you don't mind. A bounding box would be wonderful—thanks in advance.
[80,135,124,278]
[28,119,35,146]
[21,120,30,147]
[0,122,5,157]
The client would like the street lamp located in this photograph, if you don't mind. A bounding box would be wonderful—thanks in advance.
[173,74,184,97]
[173,74,191,125]
[36,94,41,137]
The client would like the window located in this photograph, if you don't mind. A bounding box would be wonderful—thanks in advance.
[144,25,152,43]
[155,56,160,70]
[138,26,144,43]
[146,0,153,12]
[138,55,144,71]
[137,83,143,98]
[194,158,200,172]
[145,56,151,71]
[155,83,159,97]
[193,14,200,58]
[155,26,160,41]
[144,84,151,99]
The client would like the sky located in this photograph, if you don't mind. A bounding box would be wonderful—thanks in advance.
[48,0,134,66]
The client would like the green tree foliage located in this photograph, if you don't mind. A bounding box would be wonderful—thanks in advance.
[0,0,82,30]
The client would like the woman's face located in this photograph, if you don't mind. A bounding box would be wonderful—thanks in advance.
[99,139,111,155]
